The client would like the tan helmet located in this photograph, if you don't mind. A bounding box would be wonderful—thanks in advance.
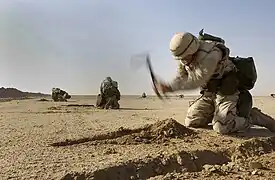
[169,32,200,60]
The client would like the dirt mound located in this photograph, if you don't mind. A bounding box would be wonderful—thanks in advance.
[232,137,275,161]
[50,118,196,146]
[112,118,196,145]
[148,118,194,139]
[0,87,47,98]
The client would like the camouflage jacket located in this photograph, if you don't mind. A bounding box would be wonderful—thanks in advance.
[169,41,236,92]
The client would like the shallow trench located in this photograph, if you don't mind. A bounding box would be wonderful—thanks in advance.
[59,136,275,180]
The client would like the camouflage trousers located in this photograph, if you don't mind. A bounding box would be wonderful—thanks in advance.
[185,91,251,134]
[105,95,120,109]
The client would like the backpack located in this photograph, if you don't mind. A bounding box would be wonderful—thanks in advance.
[229,56,257,91]
[197,30,257,91]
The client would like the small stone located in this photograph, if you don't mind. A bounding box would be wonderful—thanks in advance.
[221,164,229,172]
[227,162,235,169]
[103,148,117,155]
[258,171,264,176]
[239,167,245,171]
[139,130,147,138]
[134,137,142,142]
[250,162,263,169]
[203,164,216,172]
[168,128,174,135]
[143,139,150,144]
[161,158,169,166]
[251,170,258,175]
[235,175,242,179]
[190,154,198,160]
[176,155,183,165]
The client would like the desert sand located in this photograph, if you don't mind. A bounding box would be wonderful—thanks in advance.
[1,95,275,180]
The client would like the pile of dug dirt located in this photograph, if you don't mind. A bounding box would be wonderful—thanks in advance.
[50,118,197,146]
[0,87,47,98]
[95,118,196,145]
[133,118,196,142]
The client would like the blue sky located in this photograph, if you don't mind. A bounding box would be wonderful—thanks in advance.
[0,0,274,95]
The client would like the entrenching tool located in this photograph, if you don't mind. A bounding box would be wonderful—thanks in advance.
[145,54,164,100]
[130,53,168,100]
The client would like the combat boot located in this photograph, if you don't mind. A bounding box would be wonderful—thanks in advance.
[250,107,275,132]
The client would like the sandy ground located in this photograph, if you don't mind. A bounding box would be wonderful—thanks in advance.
[1,95,275,180]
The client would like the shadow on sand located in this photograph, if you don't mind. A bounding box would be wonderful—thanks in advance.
[119,107,157,111]
[197,124,275,139]
[63,104,95,107]
[232,126,275,139]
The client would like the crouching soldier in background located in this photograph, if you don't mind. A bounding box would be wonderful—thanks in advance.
[96,77,121,109]
[104,81,120,109]
[52,88,71,102]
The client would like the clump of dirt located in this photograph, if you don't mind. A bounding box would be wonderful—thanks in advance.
[63,104,95,107]
[232,137,275,161]
[50,118,196,146]
[60,172,91,180]
[148,118,195,139]
[48,106,62,110]
[38,98,49,102]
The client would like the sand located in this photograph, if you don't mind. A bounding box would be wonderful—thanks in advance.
[1,95,275,180]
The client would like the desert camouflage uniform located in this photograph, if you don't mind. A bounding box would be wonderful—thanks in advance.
[169,41,251,134]
[104,81,120,109]
[97,78,120,109]
[52,88,71,102]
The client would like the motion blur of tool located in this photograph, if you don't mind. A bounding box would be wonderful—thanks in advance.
[145,54,163,100]
[130,53,168,100]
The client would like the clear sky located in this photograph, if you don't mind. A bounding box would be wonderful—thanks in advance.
[0,0,275,95]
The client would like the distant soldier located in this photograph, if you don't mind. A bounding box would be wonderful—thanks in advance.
[52,88,71,102]
[104,81,121,109]
[141,92,147,98]
[179,94,184,99]
[96,77,113,108]
[96,77,121,109]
